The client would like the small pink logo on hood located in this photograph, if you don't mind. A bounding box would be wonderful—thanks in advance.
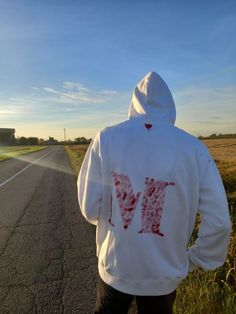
[145,123,152,131]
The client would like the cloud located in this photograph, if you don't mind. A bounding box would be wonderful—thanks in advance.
[0,80,131,136]
[100,90,121,96]
[0,98,31,120]
[43,87,58,94]
[41,81,130,105]
[1,78,235,138]
[63,82,89,93]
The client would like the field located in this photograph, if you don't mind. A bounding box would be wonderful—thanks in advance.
[0,146,48,162]
[203,139,236,208]
[65,138,236,314]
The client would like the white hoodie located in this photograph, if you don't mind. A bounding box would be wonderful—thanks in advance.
[77,72,231,295]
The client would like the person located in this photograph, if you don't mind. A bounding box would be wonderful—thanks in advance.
[77,72,231,314]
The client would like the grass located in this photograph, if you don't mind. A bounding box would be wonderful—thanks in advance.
[65,138,236,314]
[0,146,48,162]
[203,139,236,209]
[64,145,89,176]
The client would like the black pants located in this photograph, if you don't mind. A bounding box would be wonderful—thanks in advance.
[95,277,176,314]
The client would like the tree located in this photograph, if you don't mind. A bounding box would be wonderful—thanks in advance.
[74,137,90,144]
[39,138,46,145]
[28,137,39,145]
[19,137,28,145]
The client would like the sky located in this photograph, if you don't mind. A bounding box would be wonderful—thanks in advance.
[0,0,235,140]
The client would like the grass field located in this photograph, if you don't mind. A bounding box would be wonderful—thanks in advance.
[203,139,236,209]
[0,146,48,162]
[65,138,236,314]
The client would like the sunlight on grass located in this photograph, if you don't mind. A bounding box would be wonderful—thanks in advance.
[65,145,89,176]
[0,146,48,162]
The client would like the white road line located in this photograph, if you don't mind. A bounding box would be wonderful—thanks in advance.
[0,150,52,188]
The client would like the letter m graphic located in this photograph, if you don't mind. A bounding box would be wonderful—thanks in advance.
[112,173,175,236]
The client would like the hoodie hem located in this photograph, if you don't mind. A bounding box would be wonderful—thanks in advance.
[98,263,180,296]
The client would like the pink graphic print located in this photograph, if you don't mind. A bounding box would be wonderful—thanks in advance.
[112,172,141,230]
[139,178,175,237]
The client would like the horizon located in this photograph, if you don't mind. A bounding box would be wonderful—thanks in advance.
[0,0,235,140]
[4,129,236,143]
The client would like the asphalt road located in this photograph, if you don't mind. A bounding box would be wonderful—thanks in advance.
[0,146,97,313]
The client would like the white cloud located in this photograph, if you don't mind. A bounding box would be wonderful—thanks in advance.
[43,87,58,94]
[63,81,89,93]
[100,90,120,96]
[0,80,131,139]
[41,81,130,105]
[55,91,106,104]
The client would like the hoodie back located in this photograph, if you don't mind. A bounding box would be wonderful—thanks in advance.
[77,72,231,295]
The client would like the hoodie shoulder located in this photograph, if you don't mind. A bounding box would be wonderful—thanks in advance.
[173,126,210,155]
[99,120,130,136]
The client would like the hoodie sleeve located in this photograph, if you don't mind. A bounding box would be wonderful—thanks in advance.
[187,147,231,272]
[77,133,102,225]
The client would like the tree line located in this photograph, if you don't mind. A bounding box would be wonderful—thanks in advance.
[1,133,235,146]
[1,136,92,146]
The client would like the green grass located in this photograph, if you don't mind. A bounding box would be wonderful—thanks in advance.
[64,145,89,176]
[65,142,236,314]
[0,146,48,162]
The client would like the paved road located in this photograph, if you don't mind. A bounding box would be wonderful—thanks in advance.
[0,147,97,313]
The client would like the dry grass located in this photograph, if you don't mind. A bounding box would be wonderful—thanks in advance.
[204,138,236,206]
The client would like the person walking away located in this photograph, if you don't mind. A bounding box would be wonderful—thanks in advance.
[77,72,231,314]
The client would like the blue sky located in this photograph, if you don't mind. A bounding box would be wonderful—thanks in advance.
[0,0,235,140]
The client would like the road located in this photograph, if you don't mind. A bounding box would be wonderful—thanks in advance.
[0,146,97,313]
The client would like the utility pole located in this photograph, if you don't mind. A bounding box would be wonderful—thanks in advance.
[64,128,67,142]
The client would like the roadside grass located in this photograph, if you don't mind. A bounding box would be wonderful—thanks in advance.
[0,146,48,162]
[64,145,89,176]
[65,139,236,314]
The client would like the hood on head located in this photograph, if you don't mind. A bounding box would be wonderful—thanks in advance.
[128,72,176,125]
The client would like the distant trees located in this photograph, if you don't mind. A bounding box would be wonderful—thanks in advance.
[39,138,46,145]
[74,137,92,144]
[3,131,235,146]
[28,137,39,145]
[2,134,92,146]
[18,137,28,145]
[47,137,58,145]
[17,137,39,145]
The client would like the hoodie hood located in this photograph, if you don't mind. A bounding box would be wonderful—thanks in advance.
[128,72,176,125]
